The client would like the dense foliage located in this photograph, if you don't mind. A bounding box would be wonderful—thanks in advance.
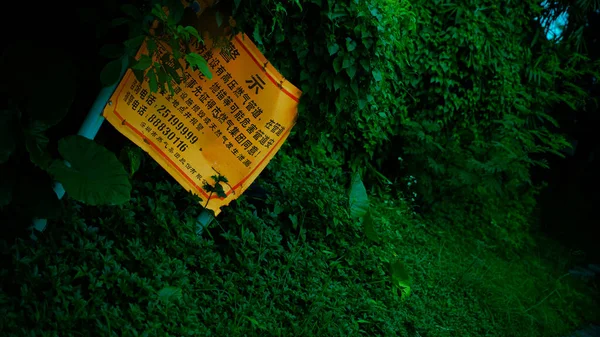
[1,0,599,336]
[232,0,598,249]
[1,160,597,336]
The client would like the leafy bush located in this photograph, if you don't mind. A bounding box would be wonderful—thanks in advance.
[229,0,597,249]
[1,157,596,336]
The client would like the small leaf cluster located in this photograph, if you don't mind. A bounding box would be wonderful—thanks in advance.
[100,1,212,94]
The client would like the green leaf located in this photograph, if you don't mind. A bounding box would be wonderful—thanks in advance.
[25,121,52,169]
[166,0,184,25]
[348,173,369,218]
[346,65,357,79]
[184,26,202,43]
[289,213,298,230]
[363,211,380,243]
[121,4,142,20]
[372,69,382,82]
[120,146,143,177]
[0,109,17,163]
[253,25,264,46]
[346,38,357,52]
[100,44,124,59]
[333,56,343,73]
[132,55,152,70]
[185,53,212,80]
[215,11,223,27]
[328,43,340,56]
[158,286,182,303]
[360,59,370,72]
[133,69,145,84]
[342,56,353,69]
[124,35,146,51]
[48,135,131,206]
[146,38,157,54]
[148,69,159,93]
[100,59,123,86]
[390,260,412,301]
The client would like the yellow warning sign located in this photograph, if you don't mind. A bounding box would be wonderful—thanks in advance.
[103,34,301,214]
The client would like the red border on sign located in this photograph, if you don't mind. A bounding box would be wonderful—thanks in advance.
[234,35,300,103]
[112,74,292,200]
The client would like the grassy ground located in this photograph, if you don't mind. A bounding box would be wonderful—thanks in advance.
[1,157,597,336]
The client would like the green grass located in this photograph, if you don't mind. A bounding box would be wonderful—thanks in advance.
[0,157,597,336]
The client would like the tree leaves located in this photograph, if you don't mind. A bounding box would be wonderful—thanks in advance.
[48,136,131,206]
[390,260,412,301]
[157,286,182,303]
[349,173,369,219]
[185,53,212,79]
[363,211,380,243]
[132,55,152,70]
[328,43,340,56]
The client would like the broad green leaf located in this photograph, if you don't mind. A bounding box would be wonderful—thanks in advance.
[390,260,412,301]
[25,121,52,169]
[48,135,131,205]
[0,109,17,163]
[342,56,353,69]
[146,38,157,53]
[184,26,202,43]
[372,69,383,82]
[148,69,159,93]
[253,25,264,46]
[158,286,182,303]
[100,59,123,86]
[121,4,142,20]
[132,55,152,70]
[346,38,357,52]
[333,56,342,73]
[289,213,298,230]
[363,211,380,243]
[346,65,357,79]
[100,44,124,59]
[124,35,146,51]
[185,53,212,79]
[166,0,184,25]
[119,146,143,177]
[132,68,145,84]
[328,43,340,56]
[360,58,370,72]
[349,173,369,218]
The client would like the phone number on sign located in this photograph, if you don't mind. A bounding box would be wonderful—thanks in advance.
[145,105,199,152]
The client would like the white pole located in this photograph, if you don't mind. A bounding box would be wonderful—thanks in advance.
[31,56,129,233]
